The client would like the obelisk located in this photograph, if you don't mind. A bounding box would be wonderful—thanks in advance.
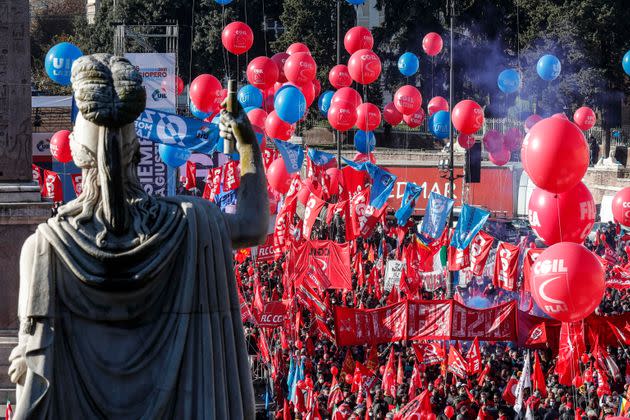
[0,0,50,401]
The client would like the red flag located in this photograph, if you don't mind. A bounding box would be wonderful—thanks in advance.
[202,172,213,201]
[493,242,520,291]
[5,401,12,420]
[183,161,197,191]
[466,337,481,375]
[396,354,404,385]
[347,188,385,241]
[386,284,400,305]
[502,377,519,405]
[525,322,548,346]
[447,245,470,271]
[262,148,278,172]
[302,193,326,239]
[253,278,265,315]
[522,248,543,292]
[210,166,223,196]
[313,315,334,341]
[223,160,240,191]
[413,342,445,366]
[394,389,432,420]
[341,166,367,200]
[408,361,423,400]
[238,288,255,324]
[32,164,43,192]
[382,347,397,397]
[326,199,348,225]
[296,281,328,317]
[258,300,289,328]
[555,322,585,386]
[447,346,468,379]
[477,363,491,386]
[42,169,63,201]
[328,375,344,412]
[531,352,547,397]
[469,231,494,276]
[365,346,379,373]
[258,332,271,362]
[70,173,83,196]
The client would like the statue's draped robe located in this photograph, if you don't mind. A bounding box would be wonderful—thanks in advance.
[15,197,255,419]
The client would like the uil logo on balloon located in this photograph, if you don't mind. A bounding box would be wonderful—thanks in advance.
[532,258,569,314]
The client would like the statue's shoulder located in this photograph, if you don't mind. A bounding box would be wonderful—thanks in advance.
[159,195,222,217]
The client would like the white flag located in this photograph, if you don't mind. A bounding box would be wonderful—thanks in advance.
[514,351,531,413]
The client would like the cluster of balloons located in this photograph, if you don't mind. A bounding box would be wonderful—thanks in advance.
[45,42,83,86]
[480,127,523,166]
[522,115,603,322]
[395,32,443,77]
[495,53,561,95]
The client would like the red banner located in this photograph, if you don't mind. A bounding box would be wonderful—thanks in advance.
[258,300,290,328]
[407,300,452,340]
[70,173,83,197]
[257,234,281,263]
[447,246,470,271]
[348,188,385,241]
[522,248,543,293]
[469,231,494,276]
[210,166,223,197]
[183,161,197,191]
[493,242,520,291]
[450,300,517,341]
[606,265,630,289]
[341,166,367,200]
[467,337,482,375]
[413,342,445,365]
[223,160,240,191]
[42,169,63,201]
[302,193,326,239]
[303,240,352,290]
[334,302,408,347]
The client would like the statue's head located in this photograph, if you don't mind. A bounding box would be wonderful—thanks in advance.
[58,54,156,246]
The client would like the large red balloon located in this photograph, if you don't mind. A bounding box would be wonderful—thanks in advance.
[247,108,268,129]
[403,108,425,128]
[394,85,422,115]
[383,102,403,125]
[530,242,604,322]
[267,158,292,194]
[286,42,310,55]
[271,52,289,83]
[332,87,362,108]
[452,100,484,134]
[573,106,596,131]
[528,182,595,245]
[50,130,72,163]
[612,187,630,227]
[328,64,352,89]
[488,147,510,166]
[524,114,543,133]
[284,52,317,86]
[246,56,279,90]
[423,32,443,56]
[356,103,382,131]
[521,117,589,193]
[189,74,223,113]
[427,96,449,116]
[444,406,455,419]
[344,26,374,54]
[328,101,357,131]
[457,133,475,149]
[300,80,316,107]
[503,127,523,152]
[347,49,381,85]
[265,111,294,140]
[221,21,254,55]
[483,130,504,154]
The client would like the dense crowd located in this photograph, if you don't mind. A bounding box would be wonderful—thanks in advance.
[235,212,630,420]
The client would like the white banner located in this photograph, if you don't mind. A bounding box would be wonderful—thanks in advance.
[384,259,404,292]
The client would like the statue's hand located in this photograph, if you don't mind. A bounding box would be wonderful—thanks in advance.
[219,100,257,151]
[8,345,26,385]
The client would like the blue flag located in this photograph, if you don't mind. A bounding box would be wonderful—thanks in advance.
[341,157,367,171]
[395,182,423,226]
[135,108,220,150]
[450,204,490,249]
[274,139,304,174]
[419,192,454,243]
[307,148,336,166]
[290,357,305,403]
[365,163,397,209]
[287,356,296,396]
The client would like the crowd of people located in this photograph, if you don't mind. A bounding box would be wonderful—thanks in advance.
[235,210,630,420]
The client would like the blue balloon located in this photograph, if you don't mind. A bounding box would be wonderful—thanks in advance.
[397,52,419,77]
[432,110,450,139]
[190,99,210,120]
[346,0,364,4]
[45,42,83,86]
[238,85,263,109]
[536,54,561,81]
[427,114,436,135]
[274,86,306,124]
[497,69,521,93]
[623,51,630,76]
[158,144,191,167]
[214,0,232,4]
[354,130,376,154]
[318,90,335,116]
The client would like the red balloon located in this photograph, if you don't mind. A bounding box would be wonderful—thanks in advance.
[530,242,604,322]
[332,87,362,108]
[354,152,376,164]
[524,114,543,132]
[331,365,339,376]
[483,130,504,154]
[189,74,223,113]
[444,406,455,419]
[305,377,314,389]
[300,80,316,107]
[573,106,596,131]
[296,339,303,349]
[312,79,321,98]
[427,96,449,116]
[328,64,352,89]
[612,187,630,227]
[488,147,510,166]
[528,182,595,245]
[344,26,374,55]
[284,52,317,86]
[161,75,184,95]
[246,56,279,90]
[345,373,353,384]
[263,94,275,113]
[581,353,590,364]
[427,414,437,420]
[521,117,589,193]
[356,103,382,131]
[267,158,292,194]
[452,100,484,134]
[379,365,386,375]
[503,127,523,152]
[50,130,72,163]
[265,111,295,140]
[423,32,443,56]
[271,52,290,83]
[247,108,268,130]
[403,108,425,128]
[457,133,475,149]
[221,21,254,55]
[394,85,422,115]
[286,42,310,55]
[348,49,381,85]
[383,102,403,125]
[328,101,357,131]
[552,113,568,120]
[325,167,342,196]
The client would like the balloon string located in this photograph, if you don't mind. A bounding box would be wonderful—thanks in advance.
[188,0,196,95]
[222,6,230,82]
[244,0,249,65]
[556,194,563,242]
[262,0,268,57]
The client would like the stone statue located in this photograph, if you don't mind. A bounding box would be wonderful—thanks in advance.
[8,54,268,419]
